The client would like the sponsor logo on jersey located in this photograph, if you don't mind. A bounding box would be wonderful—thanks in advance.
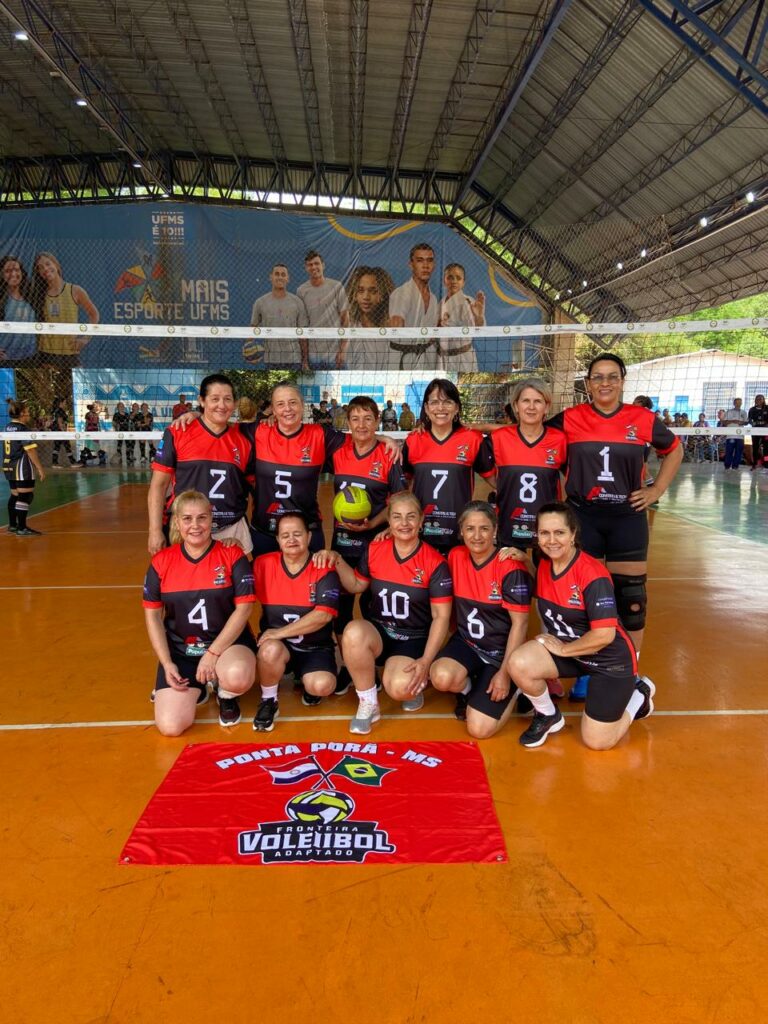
[545,447,559,465]
[586,486,605,502]
[300,444,312,464]
[370,460,383,480]
[213,564,227,586]
[489,580,502,602]
[412,568,425,585]
[266,502,283,514]
[422,503,437,515]
[309,582,317,603]
[231,447,241,465]
[625,424,638,441]
[455,444,471,463]
[568,583,582,606]
[510,506,525,519]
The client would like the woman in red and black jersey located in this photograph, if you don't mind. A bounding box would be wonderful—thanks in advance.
[403,378,488,555]
[315,492,453,735]
[149,374,254,556]
[546,354,682,665]
[143,491,258,735]
[506,503,654,750]
[480,378,567,549]
[431,502,532,739]
[253,512,341,732]
[240,382,401,557]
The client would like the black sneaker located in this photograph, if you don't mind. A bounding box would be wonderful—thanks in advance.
[519,708,565,748]
[253,697,279,732]
[634,676,656,721]
[516,692,533,714]
[454,691,469,721]
[217,694,241,727]
[15,527,42,536]
[334,667,352,696]
[6,525,17,534]
[301,686,322,707]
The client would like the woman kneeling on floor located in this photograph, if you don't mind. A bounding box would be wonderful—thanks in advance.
[507,502,654,750]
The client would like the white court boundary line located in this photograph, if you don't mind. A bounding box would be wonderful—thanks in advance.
[2,709,767,731]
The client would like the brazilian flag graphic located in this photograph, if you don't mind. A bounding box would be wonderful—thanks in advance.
[330,755,394,787]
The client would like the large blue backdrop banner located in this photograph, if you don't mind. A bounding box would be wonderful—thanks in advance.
[0,202,541,373]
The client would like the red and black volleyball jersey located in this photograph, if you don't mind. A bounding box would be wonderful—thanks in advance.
[355,538,453,641]
[254,552,340,651]
[152,420,254,530]
[547,404,678,511]
[243,421,346,534]
[330,438,407,562]
[480,425,567,544]
[448,546,533,666]
[536,550,637,675]
[142,540,256,657]
[2,421,36,470]
[402,425,487,547]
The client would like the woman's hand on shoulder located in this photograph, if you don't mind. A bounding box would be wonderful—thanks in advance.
[498,545,527,562]
[171,410,200,432]
[313,549,340,569]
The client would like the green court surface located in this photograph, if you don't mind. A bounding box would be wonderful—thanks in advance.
[2,464,767,543]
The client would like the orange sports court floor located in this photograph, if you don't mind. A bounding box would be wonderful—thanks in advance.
[2,467,767,1024]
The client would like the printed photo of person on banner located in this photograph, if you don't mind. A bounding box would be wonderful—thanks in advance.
[32,251,99,368]
[251,263,310,370]
[387,241,440,371]
[297,249,349,371]
[343,265,395,371]
[438,262,485,373]
[0,255,38,364]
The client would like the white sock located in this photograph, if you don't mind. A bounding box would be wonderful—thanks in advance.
[217,687,238,700]
[625,688,644,722]
[358,687,379,707]
[460,680,471,696]
[261,685,279,700]
[529,690,556,716]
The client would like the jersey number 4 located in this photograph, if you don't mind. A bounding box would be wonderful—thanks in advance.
[188,598,209,632]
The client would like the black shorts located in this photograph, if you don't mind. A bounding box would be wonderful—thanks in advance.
[286,645,337,679]
[570,502,649,562]
[4,463,35,488]
[250,524,326,557]
[155,629,258,695]
[372,621,427,665]
[549,653,637,723]
[439,635,514,721]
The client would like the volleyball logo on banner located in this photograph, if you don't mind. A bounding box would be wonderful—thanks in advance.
[239,753,396,863]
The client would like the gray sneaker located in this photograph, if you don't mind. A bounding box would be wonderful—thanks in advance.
[401,692,425,712]
[349,703,381,735]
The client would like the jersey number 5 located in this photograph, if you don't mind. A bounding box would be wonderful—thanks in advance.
[275,469,293,499]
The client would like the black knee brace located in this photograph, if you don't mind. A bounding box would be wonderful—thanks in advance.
[611,573,647,631]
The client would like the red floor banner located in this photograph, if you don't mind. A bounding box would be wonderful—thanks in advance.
[120,740,507,866]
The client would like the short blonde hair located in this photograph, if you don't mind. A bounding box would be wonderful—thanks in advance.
[510,377,552,409]
[387,490,422,519]
[169,490,211,545]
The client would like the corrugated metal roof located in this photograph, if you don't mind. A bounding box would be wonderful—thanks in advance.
[0,0,767,319]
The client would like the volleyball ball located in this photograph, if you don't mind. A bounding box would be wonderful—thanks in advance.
[286,789,355,824]
[333,485,372,524]
[241,339,264,364]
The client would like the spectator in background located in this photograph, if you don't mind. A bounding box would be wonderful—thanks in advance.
[662,408,672,425]
[331,398,347,431]
[723,397,747,471]
[111,401,132,465]
[315,401,332,427]
[382,400,398,431]
[171,394,191,420]
[748,394,768,470]
[238,397,258,423]
[50,396,77,469]
[32,251,99,368]
[137,402,157,464]
[345,265,395,371]
[251,264,309,370]
[398,402,416,431]
[81,402,107,466]
[297,250,349,370]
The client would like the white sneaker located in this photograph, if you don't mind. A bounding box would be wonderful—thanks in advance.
[401,692,425,712]
[349,703,381,734]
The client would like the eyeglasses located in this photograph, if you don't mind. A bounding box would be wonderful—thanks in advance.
[426,398,456,408]
[588,374,623,384]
